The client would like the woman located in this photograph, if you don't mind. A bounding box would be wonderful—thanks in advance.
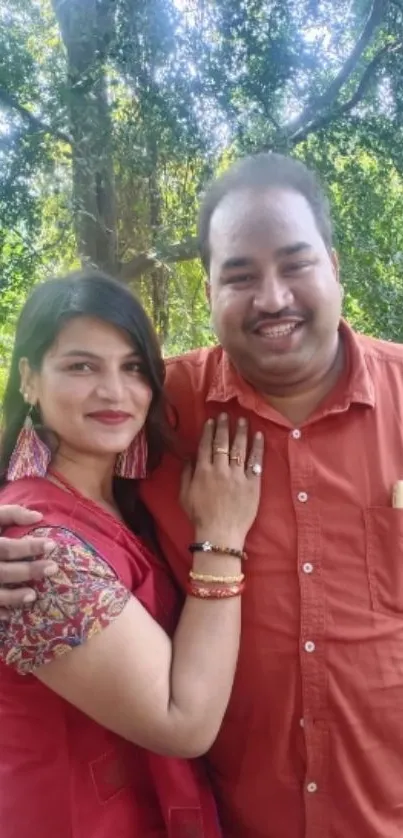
[0,270,263,838]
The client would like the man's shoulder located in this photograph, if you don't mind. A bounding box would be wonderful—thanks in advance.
[164,345,223,395]
[357,331,403,368]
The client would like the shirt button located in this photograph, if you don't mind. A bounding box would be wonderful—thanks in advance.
[297,491,308,503]
[291,429,301,439]
[307,782,318,794]
[299,717,305,728]
[302,562,314,574]
[304,641,316,653]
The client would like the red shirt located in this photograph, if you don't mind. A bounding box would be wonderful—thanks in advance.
[141,321,403,838]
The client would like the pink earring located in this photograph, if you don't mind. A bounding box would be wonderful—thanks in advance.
[114,429,148,479]
[7,399,51,482]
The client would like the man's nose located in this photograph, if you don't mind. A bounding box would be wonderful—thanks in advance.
[252,274,294,313]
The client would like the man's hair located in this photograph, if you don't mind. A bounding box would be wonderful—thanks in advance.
[198,152,333,270]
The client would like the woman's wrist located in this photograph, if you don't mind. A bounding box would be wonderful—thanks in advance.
[193,528,245,552]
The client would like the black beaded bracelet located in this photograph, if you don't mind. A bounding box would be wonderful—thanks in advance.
[188,541,247,561]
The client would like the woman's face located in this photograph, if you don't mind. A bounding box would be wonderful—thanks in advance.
[20,316,153,463]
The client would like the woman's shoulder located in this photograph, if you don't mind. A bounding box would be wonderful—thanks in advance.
[0,479,108,551]
[0,477,74,521]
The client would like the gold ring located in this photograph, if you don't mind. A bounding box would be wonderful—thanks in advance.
[230,452,244,466]
[214,447,230,455]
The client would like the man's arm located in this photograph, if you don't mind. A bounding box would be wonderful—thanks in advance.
[0,506,57,618]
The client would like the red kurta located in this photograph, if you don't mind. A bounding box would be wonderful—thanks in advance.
[0,477,221,838]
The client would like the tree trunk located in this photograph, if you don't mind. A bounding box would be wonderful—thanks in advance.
[53,0,118,274]
[148,138,169,345]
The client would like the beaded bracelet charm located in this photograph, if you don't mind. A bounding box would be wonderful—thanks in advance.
[188,541,247,561]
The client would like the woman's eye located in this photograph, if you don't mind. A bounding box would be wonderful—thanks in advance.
[68,362,93,372]
[124,362,143,374]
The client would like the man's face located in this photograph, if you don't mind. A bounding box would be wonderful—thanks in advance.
[208,187,342,394]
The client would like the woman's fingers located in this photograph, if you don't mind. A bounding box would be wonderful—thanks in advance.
[212,414,230,469]
[196,418,215,467]
[229,418,248,470]
[246,431,265,479]
[179,460,193,511]
[195,416,263,476]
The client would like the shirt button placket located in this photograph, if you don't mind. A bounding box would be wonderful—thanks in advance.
[289,425,327,836]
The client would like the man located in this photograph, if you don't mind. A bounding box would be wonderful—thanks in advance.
[1,153,403,838]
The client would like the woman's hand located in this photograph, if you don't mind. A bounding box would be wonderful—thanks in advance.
[180,414,264,547]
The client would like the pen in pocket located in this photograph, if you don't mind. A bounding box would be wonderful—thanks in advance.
[392,481,403,508]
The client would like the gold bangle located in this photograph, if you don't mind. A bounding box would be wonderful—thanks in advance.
[189,571,245,584]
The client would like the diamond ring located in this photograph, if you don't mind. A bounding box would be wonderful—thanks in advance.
[250,463,262,476]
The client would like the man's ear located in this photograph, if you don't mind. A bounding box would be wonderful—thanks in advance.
[331,249,340,282]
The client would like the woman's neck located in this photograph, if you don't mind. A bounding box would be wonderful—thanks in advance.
[50,449,116,506]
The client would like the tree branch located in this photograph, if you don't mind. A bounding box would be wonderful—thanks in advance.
[288,38,403,145]
[284,0,386,138]
[0,87,72,145]
[119,237,199,281]
[337,38,403,115]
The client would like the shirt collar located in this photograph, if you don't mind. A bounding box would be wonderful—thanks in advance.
[206,320,375,417]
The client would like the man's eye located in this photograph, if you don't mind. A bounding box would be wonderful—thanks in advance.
[225,274,254,284]
[284,262,313,273]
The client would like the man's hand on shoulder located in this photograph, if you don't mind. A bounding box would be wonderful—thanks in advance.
[0,506,58,619]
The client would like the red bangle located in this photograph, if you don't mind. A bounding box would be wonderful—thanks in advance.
[187,581,245,599]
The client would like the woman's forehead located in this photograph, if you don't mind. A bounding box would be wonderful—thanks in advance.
[46,316,137,358]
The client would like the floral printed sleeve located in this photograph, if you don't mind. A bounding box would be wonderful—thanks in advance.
[0,526,130,675]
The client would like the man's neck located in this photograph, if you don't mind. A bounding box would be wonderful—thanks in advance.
[262,337,345,426]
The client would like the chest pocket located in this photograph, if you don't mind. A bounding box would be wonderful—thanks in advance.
[365,508,403,617]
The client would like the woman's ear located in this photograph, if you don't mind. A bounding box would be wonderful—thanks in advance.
[18,358,37,405]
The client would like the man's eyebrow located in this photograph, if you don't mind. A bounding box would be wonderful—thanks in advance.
[221,257,254,270]
[274,242,312,258]
[221,243,313,270]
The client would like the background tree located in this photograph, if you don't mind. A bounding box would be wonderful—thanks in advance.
[1,0,403,386]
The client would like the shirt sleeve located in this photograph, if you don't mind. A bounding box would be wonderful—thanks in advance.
[0,526,130,675]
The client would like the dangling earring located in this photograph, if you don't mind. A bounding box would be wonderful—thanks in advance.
[114,429,148,479]
[7,397,52,482]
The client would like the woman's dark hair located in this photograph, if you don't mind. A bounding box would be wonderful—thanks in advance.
[198,152,333,271]
[0,270,171,485]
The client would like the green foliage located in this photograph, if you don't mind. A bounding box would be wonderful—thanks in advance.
[1,0,403,398]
